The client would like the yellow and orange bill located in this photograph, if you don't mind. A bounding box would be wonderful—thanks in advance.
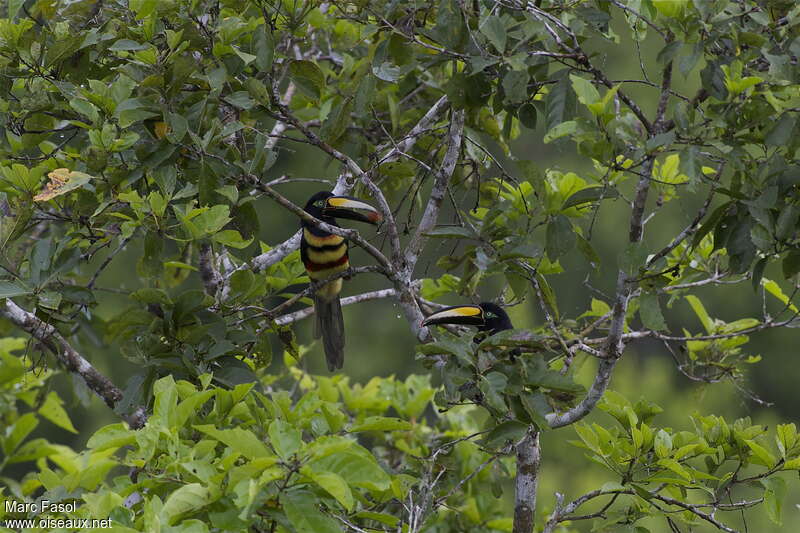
[323,196,383,224]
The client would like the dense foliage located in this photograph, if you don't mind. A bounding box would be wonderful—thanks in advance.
[2,0,800,531]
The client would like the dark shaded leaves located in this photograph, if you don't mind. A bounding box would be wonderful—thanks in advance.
[289,60,325,100]
[546,214,575,260]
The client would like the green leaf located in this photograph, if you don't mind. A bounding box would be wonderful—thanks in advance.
[8,0,24,19]
[520,392,550,429]
[562,186,619,209]
[483,420,528,448]
[502,70,530,105]
[268,419,302,459]
[761,278,799,313]
[752,257,768,291]
[782,250,800,279]
[700,60,728,101]
[129,0,157,19]
[776,206,799,241]
[309,447,391,492]
[354,74,376,115]
[38,392,77,433]
[535,272,559,321]
[192,205,231,236]
[726,218,756,274]
[319,97,353,143]
[223,91,254,110]
[576,234,600,267]
[165,112,188,144]
[304,469,354,511]
[109,39,148,51]
[652,0,687,18]
[684,295,713,334]
[573,423,600,453]
[545,74,574,133]
[152,375,177,427]
[654,429,673,458]
[86,423,135,451]
[765,114,795,147]
[679,42,702,77]
[212,229,254,249]
[282,490,341,533]
[656,457,691,480]
[525,358,584,393]
[477,329,546,352]
[0,280,31,298]
[762,477,787,525]
[161,483,211,525]
[480,15,507,53]
[691,201,731,250]
[373,61,401,82]
[543,120,576,143]
[518,103,537,129]
[433,0,466,52]
[3,413,38,455]
[349,416,411,433]
[479,371,509,413]
[745,439,776,467]
[194,425,274,459]
[174,390,215,428]
[657,41,682,65]
[546,214,575,260]
[570,74,600,108]
[639,293,667,331]
[289,60,325,100]
[679,146,702,183]
[254,27,275,72]
[417,333,473,367]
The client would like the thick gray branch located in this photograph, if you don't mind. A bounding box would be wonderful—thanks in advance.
[199,243,222,296]
[378,95,449,165]
[404,109,465,276]
[546,136,660,429]
[274,288,397,325]
[513,428,541,533]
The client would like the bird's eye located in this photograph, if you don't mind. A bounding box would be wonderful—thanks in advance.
[485,312,496,318]
[315,201,325,207]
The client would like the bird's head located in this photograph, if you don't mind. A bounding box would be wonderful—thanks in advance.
[421,302,512,335]
[304,191,382,225]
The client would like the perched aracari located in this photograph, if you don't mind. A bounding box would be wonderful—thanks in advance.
[422,302,513,336]
[301,191,382,371]
[422,302,516,408]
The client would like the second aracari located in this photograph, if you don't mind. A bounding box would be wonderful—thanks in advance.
[422,302,513,336]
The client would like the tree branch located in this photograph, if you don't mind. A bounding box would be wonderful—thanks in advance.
[264,82,296,151]
[518,2,653,133]
[274,288,398,326]
[1,299,147,429]
[257,182,393,272]
[403,109,465,276]
[199,243,222,296]
[240,95,449,274]
[513,427,541,533]
[266,266,386,320]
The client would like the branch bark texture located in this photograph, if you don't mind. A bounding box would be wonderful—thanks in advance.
[1,299,147,429]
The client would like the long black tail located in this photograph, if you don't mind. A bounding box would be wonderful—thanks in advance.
[313,294,345,371]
